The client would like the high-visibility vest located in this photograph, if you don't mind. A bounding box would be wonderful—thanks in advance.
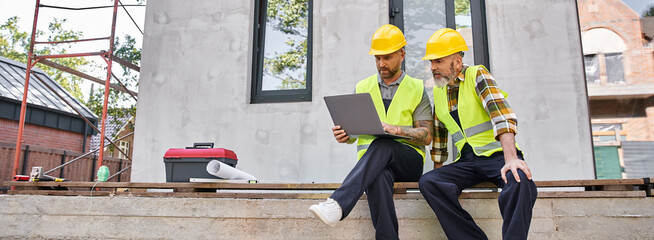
[433,65,520,161]
[355,74,425,160]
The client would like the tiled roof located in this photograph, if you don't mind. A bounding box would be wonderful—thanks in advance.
[89,115,133,151]
[0,56,97,120]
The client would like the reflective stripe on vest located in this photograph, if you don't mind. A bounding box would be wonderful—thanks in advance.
[433,65,520,161]
[355,74,425,161]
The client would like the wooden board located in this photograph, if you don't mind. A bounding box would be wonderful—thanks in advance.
[4,178,651,199]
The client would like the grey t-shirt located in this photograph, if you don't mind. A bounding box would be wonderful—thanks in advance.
[376,72,433,122]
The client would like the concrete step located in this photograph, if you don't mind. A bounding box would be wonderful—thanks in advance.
[1,195,653,239]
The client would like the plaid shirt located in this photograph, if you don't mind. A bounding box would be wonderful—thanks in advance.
[431,65,518,163]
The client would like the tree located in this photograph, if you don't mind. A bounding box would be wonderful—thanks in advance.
[1,16,141,132]
[0,16,90,101]
[644,4,654,17]
[263,0,309,90]
[86,35,140,123]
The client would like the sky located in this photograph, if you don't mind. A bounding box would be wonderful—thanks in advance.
[0,0,146,102]
[623,0,654,16]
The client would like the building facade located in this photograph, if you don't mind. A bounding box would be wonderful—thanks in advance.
[578,0,654,178]
[133,0,594,182]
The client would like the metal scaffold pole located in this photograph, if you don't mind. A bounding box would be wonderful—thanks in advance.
[97,0,120,174]
[13,0,42,182]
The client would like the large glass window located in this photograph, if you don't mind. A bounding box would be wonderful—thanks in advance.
[584,54,600,84]
[252,0,312,103]
[605,53,625,84]
[390,0,490,80]
[401,0,447,83]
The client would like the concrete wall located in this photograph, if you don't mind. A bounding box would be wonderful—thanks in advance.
[133,0,387,182]
[2,195,653,239]
[486,0,595,180]
[133,0,594,182]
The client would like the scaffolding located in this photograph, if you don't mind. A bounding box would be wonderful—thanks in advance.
[11,0,143,182]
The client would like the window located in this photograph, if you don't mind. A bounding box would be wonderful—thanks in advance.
[584,54,600,84]
[118,140,130,159]
[591,123,626,143]
[251,0,313,103]
[605,53,624,84]
[389,0,490,82]
[581,28,627,85]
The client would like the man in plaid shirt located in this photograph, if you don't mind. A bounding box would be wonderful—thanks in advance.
[418,28,538,240]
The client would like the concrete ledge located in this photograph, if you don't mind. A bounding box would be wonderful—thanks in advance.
[1,195,653,239]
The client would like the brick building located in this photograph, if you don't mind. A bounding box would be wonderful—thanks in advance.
[578,0,654,178]
[0,56,97,152]
[90,115,135,161]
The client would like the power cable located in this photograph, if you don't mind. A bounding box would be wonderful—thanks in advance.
[119,0,144,35]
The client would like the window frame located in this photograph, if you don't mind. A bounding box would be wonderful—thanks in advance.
[251,0,313,104]
[389,0,490,70]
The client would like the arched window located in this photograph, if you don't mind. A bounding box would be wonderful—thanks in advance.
[582,28,627,85]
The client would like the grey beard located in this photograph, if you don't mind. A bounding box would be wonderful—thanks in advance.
[433,76,449,88]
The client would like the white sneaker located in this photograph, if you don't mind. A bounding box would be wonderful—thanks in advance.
[309,198,342,227]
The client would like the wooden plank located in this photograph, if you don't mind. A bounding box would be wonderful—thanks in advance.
[537,191,646,198]
[532,179,645,187]
[4,182,343,190]
[7,189,646,199]
[4,179,649,191]
[8,190,111,196]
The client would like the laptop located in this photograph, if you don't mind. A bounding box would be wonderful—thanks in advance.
[324,93,409,139]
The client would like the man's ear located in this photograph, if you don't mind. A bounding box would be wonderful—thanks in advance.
[455,54,463,69]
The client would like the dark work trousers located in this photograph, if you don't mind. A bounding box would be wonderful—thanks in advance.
[331,138,423,240]
[418,151,537,240]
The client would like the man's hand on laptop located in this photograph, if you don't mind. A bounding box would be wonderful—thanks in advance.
[382,123,401,135]
[332,125,351,143]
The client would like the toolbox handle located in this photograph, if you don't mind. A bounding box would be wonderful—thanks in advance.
[189,142,214,149]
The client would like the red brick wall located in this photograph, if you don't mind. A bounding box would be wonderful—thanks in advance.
[0,118,91,152]
[578,0,654,85]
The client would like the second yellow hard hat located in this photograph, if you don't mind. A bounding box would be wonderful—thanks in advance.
[369,24,407,55]
[422,28,469,60]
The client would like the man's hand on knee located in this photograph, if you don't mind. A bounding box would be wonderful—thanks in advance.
[500,158,532,184]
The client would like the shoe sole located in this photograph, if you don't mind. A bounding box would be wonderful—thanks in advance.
[309,205,336,228]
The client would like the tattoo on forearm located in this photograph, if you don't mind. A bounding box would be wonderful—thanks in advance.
[398,120,434,145]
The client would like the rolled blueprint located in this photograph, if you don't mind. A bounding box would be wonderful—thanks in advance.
[206,160,257,180]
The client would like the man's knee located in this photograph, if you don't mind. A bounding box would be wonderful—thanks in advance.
[418,172,447,192]
[369,138,397,148]
[505,169,531,184]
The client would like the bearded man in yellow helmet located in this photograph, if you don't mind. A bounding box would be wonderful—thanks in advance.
[310,24,433,239]
[418,28,537,240]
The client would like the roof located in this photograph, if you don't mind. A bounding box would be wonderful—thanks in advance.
[90,115,133,151]
[0,56,97,120]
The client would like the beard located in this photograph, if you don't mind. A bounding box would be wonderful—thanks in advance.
[378,65,401,80]
[433,76,449,88]
[432,61,457,88]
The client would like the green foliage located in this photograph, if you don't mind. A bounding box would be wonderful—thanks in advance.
[263,0,308,90]
[455,0,470,16]
[0,16,141,122]
[0,16,89,101]
[644,4,654,17]
[86,35,140,119]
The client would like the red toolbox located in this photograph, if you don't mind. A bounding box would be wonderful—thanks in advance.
[163,142,238,182]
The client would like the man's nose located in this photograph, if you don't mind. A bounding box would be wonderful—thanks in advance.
[379,60,388,68]
[430,61,437,71]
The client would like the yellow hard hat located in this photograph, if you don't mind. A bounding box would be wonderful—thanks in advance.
[369,24,407,55]
[422,28,469,60]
